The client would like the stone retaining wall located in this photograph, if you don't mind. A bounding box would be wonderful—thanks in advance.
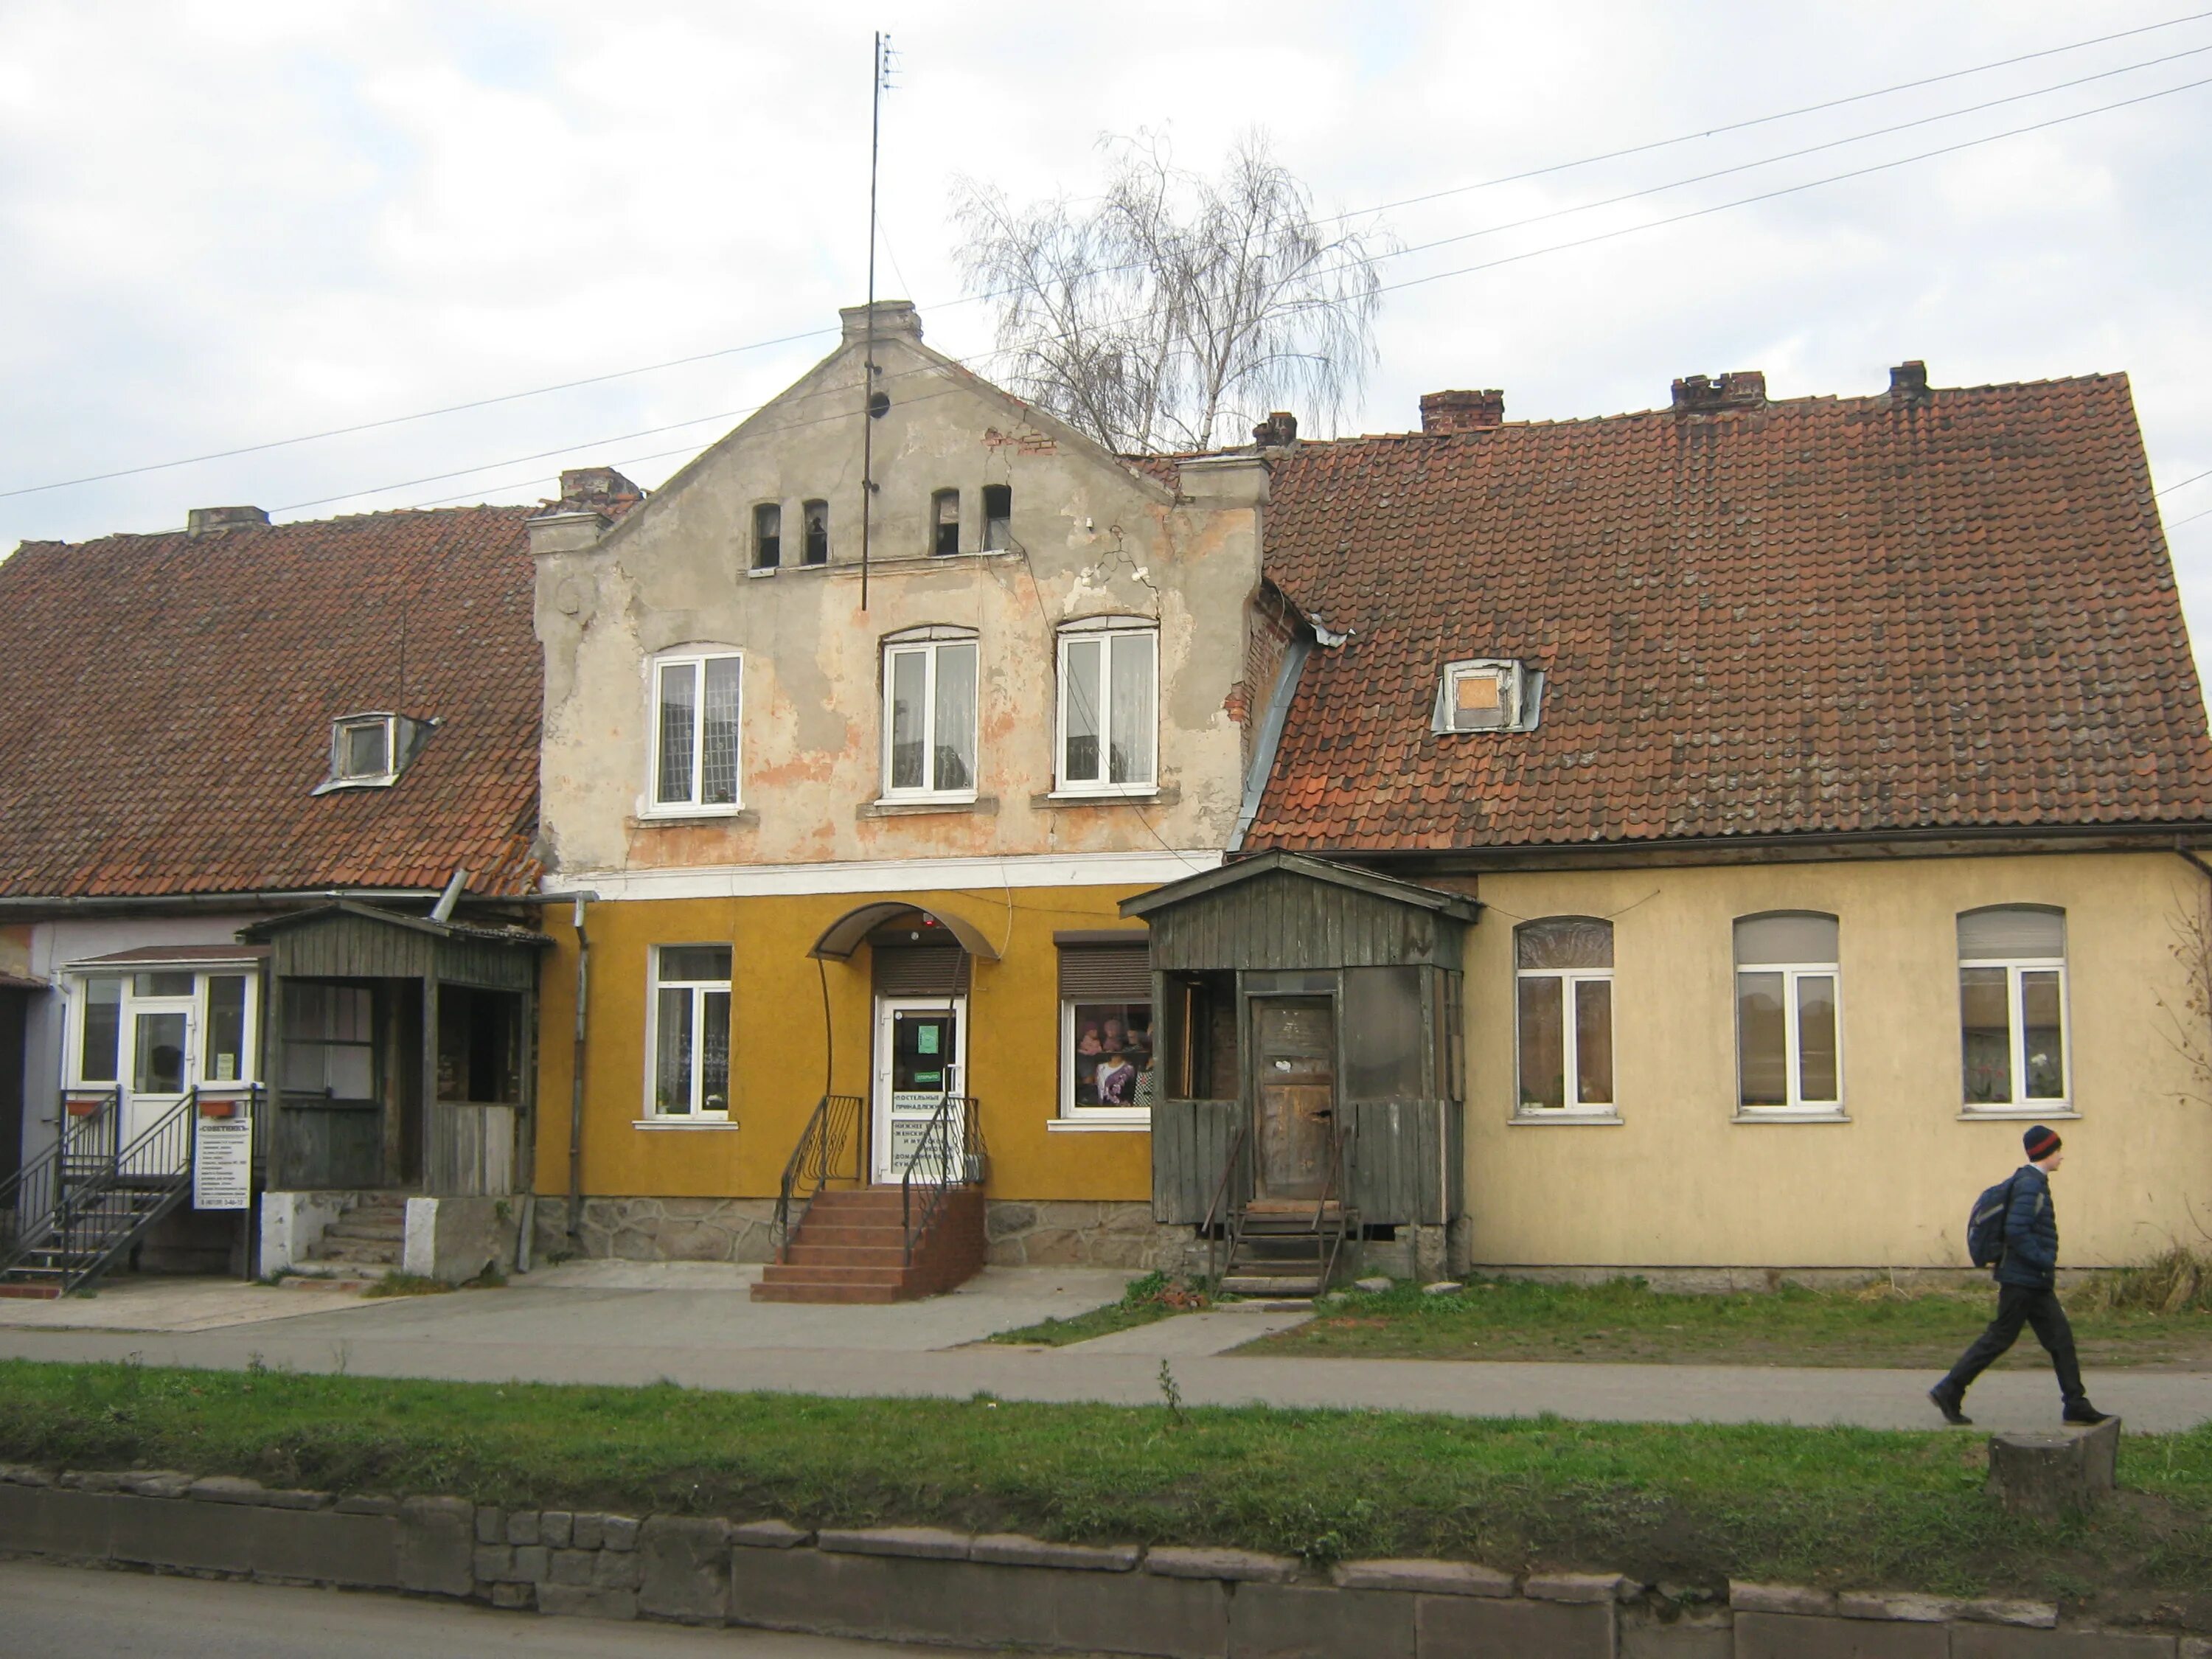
[1,1464,2199,1656]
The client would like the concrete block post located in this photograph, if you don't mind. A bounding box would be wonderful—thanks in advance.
[636,1514,731,1624]
[1986,1419,2121,1517]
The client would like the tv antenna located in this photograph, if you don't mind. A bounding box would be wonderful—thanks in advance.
[859,30,897,611]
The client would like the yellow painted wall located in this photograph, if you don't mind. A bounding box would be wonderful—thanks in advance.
[534,886,1153,1203]
[1464,852,2212,1269]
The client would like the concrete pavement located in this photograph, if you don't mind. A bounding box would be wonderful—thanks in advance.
[0,1558,1006,1658]
[1,1273,2206,1431]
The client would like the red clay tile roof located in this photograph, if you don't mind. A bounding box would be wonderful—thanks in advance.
[1248,373,2212,852]
[0,506,543,899]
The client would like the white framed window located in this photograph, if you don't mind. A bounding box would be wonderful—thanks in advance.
[1734,913,1842,1116]
[1514,919,1614,1114]
[1959,906,2069,1111]
[882,632,978,800]
[650,651,742,813]
[70,969,259,1091]
[648,945,732,1119]
[1057,622,1157,794]
[1433,659,1538,734]
[1057,938,1154,1123]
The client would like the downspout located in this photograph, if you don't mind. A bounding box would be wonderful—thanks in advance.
[1230,632,1314,852]
[2177,837,2212,886]
[565,893,590,1248]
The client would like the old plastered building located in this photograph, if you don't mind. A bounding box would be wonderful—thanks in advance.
[529,302,1298,1281]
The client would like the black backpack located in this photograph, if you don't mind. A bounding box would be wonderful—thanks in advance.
[1967,1175,2018,1269]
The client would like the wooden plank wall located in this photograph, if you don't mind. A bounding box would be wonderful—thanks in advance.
[1150,1097,1237,1223]
[427,1104,515,1197]
[272,1104,383,1190]
[1342,1099,1449,1225]
[1147,873,1463,973]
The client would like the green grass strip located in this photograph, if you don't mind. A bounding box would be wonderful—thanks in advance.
[1,1357,2208,1607]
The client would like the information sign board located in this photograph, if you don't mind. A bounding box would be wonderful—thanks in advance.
[193,1119,252,1211]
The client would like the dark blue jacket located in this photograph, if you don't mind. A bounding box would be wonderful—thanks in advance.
[1996,1164,2059,1289]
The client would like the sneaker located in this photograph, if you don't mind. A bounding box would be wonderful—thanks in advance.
[2062,1401,2112,1426]
[1928,1385,1972,1426]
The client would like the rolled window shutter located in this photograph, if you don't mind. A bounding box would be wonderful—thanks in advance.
[873,947,970,997]
[1058,942,1150,1001]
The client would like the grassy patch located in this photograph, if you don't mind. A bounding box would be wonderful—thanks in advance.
[1242,1276,2212,1368]
[1,1358,2208,1616]
[989,1272,1211,1346]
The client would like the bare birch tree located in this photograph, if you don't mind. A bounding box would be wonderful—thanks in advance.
[950,131,1389,453]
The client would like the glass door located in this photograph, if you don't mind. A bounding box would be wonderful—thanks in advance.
[872,998,966,1182]
[123,973,196,1166]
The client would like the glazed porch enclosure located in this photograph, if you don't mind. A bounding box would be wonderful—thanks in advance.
[1126,852,1478,1290]
[246,903,543,1197]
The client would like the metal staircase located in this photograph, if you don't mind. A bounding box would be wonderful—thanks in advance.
[0,1091,204,1298]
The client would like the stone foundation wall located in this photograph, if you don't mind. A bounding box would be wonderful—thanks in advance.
[1,1463,2197,1655]
[985,1200,1182,1270]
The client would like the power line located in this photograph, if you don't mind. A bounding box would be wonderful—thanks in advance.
[2158,464,2212,496]
[9,8,2209,505]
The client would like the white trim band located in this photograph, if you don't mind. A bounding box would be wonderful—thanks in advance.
[545,849,1223,902]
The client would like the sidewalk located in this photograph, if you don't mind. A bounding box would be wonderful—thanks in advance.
[1,1269,2204,1433]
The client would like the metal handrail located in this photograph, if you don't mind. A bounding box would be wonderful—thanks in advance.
[0,1088,118,1276]
[48,1089,200,1293]
[899,1094,983,1266]
[1200,1113,1253,1285]
[771,1093,864,1254]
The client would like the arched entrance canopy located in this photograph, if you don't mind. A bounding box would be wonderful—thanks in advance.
[807,901,1001,963]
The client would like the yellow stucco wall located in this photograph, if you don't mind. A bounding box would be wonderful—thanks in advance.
[1464,851,2212,1269]
[533,886,1153,1203]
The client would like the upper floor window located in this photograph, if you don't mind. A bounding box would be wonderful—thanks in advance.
[982,484,1012,551]
[1515,919,1614,1114]
[1432,659,1538,733]
[652,652,742,813]
[802,499,830,566]
[1057,622,1157,794]
[932,489,961,557]
[753,503,782,570]
[1959,906,2068,1110]
[883,630,978,799]
[1735,913,1840,1115]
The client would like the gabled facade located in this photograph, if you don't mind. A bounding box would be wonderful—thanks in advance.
[529,302,1290,1266]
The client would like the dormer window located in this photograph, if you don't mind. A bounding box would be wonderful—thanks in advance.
[1433,659,1540,734]
[316,712,431,793]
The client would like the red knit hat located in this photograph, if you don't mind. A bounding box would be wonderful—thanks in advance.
[2024,1125,2064,1162]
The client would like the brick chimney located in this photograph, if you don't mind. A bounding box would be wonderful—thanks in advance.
[840,299,922,344]
[1671,371,1767,414]
[1251,410,1299,448]
[1420,389,1504,434]
[186,505,269,538]
[1888,361,1931,406]
[556,467,644,515]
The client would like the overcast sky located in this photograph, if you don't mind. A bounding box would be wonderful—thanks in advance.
[4,1,2210,664]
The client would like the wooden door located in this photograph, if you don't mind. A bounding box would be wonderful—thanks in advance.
[1251,997,1335,1200]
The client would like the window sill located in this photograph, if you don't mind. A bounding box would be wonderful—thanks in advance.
[1048,1113,1152,1133]
[859,796,995,819]
[1510,1112,1624,1127]
[1732,1110,1851,1124]
[1958,1107,2081,1121]
[634,807,759,826]
[1033,786,1180,810]
[632,1118,740,1131]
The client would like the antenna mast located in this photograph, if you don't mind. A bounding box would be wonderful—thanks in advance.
[859,29,891,612]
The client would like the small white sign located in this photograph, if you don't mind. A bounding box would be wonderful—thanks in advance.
[193,1119,252,1211]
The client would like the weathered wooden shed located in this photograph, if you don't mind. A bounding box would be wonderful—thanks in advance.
[1121,852,1478,1273]
[240,902,546,1197]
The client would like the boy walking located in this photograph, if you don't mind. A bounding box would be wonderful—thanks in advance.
[1930,1126,2110,1427]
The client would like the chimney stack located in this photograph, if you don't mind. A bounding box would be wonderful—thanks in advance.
[557,467,644,515]
[840,299,923,344]
[1251,410,1299,448]
[1888,361,1931,406]
[186,505,270,538]
[1419,389,1505,434]
[1671,371,1766,414]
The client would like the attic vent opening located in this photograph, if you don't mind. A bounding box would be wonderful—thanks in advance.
[1433,660,1541,734]
[316,712,435,794]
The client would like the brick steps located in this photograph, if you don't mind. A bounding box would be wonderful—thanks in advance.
[752,1186,984,1304]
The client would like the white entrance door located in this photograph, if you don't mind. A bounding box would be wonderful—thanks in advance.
[872,998,967,1183]
[124,988,195,1169]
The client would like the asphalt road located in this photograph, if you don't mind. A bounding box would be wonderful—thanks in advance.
[0,1559,987,1658]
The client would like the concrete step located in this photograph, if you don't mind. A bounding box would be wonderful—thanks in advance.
[324,1219,404,1243]
[303,1237,402,1266]
[1222,1275,1324,1296]
[751,1281,906,1304]
[756,1262,913,1287]
[0,1282,63,1300]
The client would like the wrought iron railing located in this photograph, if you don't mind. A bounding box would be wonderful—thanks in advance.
[41,1090,201,1293]
[0,1089,117,1275]
[771,1093,864,1254]
[900,1094,984,1266]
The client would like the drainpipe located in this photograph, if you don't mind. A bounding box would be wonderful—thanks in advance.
[2177,838,2212,886]
[566,893,590,1248]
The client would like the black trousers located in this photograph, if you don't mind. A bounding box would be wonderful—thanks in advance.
[1940,1283,2086,1405]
